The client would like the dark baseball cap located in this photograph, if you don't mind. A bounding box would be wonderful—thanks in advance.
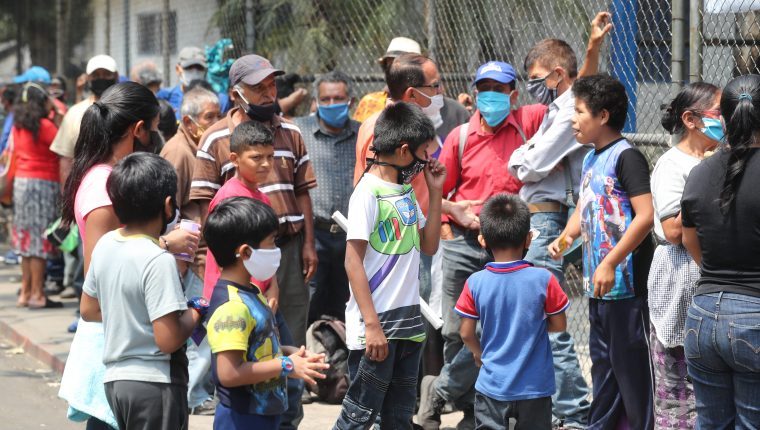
[229,55,284,87]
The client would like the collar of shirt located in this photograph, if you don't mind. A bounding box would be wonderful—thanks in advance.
[469,108,526,138]
[177,123,199,154]
[550,87,574,113]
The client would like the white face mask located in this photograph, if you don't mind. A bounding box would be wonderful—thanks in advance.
[162,208,179,235]
[238,247,281,281]
[180,69,206,86]
[416,90,444,124]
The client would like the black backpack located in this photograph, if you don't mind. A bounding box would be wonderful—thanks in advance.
[305,316,350,404]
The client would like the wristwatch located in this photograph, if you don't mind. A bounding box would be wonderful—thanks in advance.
[280,356,294,377]
[187,296,210,317]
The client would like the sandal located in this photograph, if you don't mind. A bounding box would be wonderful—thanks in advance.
[28,298,64,309]
[16,299,29,308]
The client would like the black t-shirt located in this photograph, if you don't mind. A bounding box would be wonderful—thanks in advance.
[682,148,760,297]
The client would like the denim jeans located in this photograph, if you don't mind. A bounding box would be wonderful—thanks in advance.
[685,292,760,429]
[308,229,349,324]
[334,340,423,430]
[434,226,492,409]
[525,211,590,427]
[183,269,215,408]
[474,392,552,430]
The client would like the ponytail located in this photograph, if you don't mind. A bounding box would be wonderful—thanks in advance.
[660,82,720,136]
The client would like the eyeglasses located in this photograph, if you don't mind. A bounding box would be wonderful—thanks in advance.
[416,82,442,90]
[694,109,721,118]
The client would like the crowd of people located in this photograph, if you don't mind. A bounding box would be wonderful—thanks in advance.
[0,8,758,430]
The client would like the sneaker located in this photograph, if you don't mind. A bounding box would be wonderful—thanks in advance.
[455,406,475,430]
[67,319,78,333]
[60,286,78,299]
[417,375,445,430]
[189,397,217,415]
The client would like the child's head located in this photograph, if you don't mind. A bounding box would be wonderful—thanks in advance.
[478,194,531,253]
[524,39,578,104]
[371,102,435,183]
[571,74,628,145]
[230,121,275,185]
[107,152,178,233]
[204,197,279,269]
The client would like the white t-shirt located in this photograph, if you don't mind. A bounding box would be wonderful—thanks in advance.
[83,229,188,384]
[651,146,701,242]
[344,173,427,350]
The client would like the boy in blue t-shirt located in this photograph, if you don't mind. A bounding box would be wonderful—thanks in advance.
[550,74,655,429]
[203,197,328,430]
[455,194,569,429]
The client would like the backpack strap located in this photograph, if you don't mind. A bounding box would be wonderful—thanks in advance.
[457,122,469,167]
[562,157,575,208]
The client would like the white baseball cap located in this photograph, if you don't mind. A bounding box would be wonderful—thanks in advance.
[86,55,118,75]
[379,37,422,62]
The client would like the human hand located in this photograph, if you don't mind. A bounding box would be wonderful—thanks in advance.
[448,200,482,230]
[163,226,200,257]
[473,352,482,367]
[589,12,613,46]
[441,223,454,240]
[423,158,446,193]
[364,323,388,362]
[457,93,474,113]
[592,261,616,298]
[288,346,329,385]
[302,242,318,282]
[548,233,573,260]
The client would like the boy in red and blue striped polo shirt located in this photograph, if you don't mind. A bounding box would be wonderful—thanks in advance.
[455,194,569,429]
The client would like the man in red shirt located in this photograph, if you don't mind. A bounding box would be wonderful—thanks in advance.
[417,62,546,430]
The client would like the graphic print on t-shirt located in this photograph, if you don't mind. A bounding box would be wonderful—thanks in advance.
[580,140,635,299]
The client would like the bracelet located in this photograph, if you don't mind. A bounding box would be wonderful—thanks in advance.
[280,356,294,378]
[160,236,169,250]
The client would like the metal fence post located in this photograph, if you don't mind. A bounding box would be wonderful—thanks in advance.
[671,0,687,96]
[689,0,703,82]
[610,0,639,132]
[162,0,170,86]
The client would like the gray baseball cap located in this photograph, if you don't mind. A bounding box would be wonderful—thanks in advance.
[178,46,207,69]
[229,55,283,87]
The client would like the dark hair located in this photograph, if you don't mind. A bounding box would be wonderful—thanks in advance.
[107,152,177,224]
[718,74,760,213]
[62,81,160,224]
[572,74,628,132]
[13,83,49,139]
[2,86,17,105]
[157,99,178,142]
[204,197,279,267]
[313,70,354,99]
[661,82,720,135]
[187,79,214,93]
[524,38,578,78]
[229,120,274,153]
[479,194,531,249]
[372,102,435,155]
[386,53,430,100]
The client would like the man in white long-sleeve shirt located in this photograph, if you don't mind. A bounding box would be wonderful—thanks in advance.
[508,13,612,429]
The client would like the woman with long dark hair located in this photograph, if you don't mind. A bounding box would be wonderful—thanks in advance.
[12,82,62,309]
[681,74,760,428]
[59,81,199,429]
[649,82,721,428]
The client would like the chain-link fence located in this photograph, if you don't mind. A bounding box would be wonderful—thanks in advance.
[4,0,760,394]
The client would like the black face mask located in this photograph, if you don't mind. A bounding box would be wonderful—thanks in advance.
[89,78,117,97]
[235,89,276,122]
[366,151,428,184]
[134,130,164,154]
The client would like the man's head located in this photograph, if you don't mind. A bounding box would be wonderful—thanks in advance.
[371,102,435,183]
[229,55,284,122]
[49,76,67,102]
[378,37,421,76]
[2,86,17,112]
[524,39,578,105]
[386,53,443,125]
[130,60,162,94]
[176,46,207,89]
[229,120,275,185]
[86,54,119,99]
[478,194,531,252]
[314,70,353,129]
[180,88,221,143]
[572,74,628,145]
[204,197,279,268]
[473,61,518,128]
[107,152,177,233]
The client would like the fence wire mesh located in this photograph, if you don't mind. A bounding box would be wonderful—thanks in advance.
[6,0,760,394]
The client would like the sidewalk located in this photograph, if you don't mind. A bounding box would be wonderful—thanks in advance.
[0,262,463,429]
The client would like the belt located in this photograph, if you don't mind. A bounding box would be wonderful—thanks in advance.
[314,219,344,234]
[527,202,567,213]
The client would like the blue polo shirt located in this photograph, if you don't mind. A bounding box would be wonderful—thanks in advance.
[455,261,569,401]
[157,84,231,119]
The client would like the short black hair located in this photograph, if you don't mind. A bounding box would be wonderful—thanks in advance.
[107,152,177,225]
[372,102,435,155]
[524,39,578,78]
[386,53,430,100]
[157,99,178,142]
[572,74,628,132]
[479,194,530,250]
[204,197,279,267]
[229,120,274,154]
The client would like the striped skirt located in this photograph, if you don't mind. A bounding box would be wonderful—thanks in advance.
[11,177,60,259]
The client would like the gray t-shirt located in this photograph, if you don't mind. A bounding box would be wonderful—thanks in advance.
[83,230,188,384]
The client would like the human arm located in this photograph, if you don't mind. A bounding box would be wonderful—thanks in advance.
[80,292,102,322]
[459,318,481,367]
[548,206,581,259]
[661,214,684,245]
[546,313,567,332]
[345,239,387,361]
[159,226,200,257]
[152,310,202,353]
[82,207,121,273]
[545,274,569,332]
[420,159,446,255]
[454,281,481,365]
[682,226,701,266]
[296,192,318,281]
[58,156,73,187]
[216,345,328,387]
[578,12,613,78]
[265,277,280,313]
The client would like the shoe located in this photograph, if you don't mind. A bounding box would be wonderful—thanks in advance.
[28,298,64,309]
[44,282,65,296]
[60,286,78,299]
[417,375,445,430]
[455,406,475,430]
[189,398,217,415]
[67,319,78,333]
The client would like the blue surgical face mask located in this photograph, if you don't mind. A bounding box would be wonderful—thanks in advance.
[700,117,725,143]
[476,91,511,127]
[317,102,350,128]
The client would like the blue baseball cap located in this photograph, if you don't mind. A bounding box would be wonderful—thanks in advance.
[474,61,516,85]
[13,66,51,84]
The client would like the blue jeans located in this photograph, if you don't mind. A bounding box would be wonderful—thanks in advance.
[334,340,423,430]
[183,269,215,408]
[525,211,590,427]
[685,292,760,429]
[434,227,492,409]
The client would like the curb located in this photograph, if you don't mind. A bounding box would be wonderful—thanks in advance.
[0,316,66,375]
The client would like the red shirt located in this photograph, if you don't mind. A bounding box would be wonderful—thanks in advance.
[439,106,546,223]
[202,177,272,299]
[11,118,60,182]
